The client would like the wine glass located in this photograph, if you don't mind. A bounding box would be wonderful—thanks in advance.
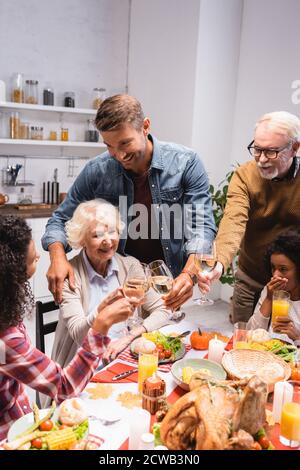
[193,240,217,306]
[123,263,150,331]
[148,260,185,322]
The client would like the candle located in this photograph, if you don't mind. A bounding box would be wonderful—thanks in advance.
[272,381,293,423]
[145,374,163,390]
[208,336,225,364]
[128,408,151,450]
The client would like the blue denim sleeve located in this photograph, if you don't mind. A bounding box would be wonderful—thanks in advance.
[182,152,216,254]
[41,161,96,251]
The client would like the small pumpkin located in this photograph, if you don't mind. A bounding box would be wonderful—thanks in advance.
[190,328,211,350]
[290,363,300,381]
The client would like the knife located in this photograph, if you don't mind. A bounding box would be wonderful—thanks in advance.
[111,368,138,381]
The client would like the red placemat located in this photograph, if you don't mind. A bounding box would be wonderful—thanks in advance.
[91,362,138,383]
[118,344,191,373]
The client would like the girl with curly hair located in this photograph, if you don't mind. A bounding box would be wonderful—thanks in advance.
[247,229,300,345]
[0,215,132,440]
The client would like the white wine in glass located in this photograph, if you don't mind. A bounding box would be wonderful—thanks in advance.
[149,260,185,322]
[123,263,150,331]
[193,241,217,306]
[123,278,149,303]
[151,275,173,295]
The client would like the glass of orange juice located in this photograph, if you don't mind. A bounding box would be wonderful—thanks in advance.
[272,290,290,327]
[138,352,158,393]
[233,322,250,349]
[280,381,300,447]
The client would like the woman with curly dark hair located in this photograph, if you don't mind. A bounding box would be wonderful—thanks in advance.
[0,216,132,440]
[247,229,300,346]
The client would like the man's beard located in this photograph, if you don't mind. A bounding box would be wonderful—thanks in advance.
[257,162,279,180]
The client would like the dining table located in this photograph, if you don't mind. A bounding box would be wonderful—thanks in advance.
[76,317,297,451]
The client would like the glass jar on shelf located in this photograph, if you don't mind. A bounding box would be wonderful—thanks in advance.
[85,119,99,142]
[31,126,43,140]
[10,112,20,139]
[63,92,75,108]
[25,80,39,104]
[43,87,54,106]
[61,128,69,141]
[19,122,30,139]
[49,130,57,141]
[18,187,32,205]
[11,73,24,103]
[92,87,106,109]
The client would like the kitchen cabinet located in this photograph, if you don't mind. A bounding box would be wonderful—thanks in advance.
[0,101,106,158]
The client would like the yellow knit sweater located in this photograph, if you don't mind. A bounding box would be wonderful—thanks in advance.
[216,160,300,285]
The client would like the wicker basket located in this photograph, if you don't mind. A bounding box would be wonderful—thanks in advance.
[222,349,291,390]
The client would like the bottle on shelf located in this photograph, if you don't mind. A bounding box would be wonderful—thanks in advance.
[0,80,6,102]
[43,87,54,106]
[61,128,69,141]
[92,87,106,109]
[85,119,99,142]
[11,73,24,103]
[10,111,20,139]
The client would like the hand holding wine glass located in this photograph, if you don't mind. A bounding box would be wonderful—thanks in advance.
[149,260,185,321]
[193,240,217,306]
[123,263,150,331]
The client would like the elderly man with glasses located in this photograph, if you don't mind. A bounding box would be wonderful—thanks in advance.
[198,111,300,323]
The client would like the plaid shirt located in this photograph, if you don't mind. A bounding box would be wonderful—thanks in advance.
[0,322,109,440]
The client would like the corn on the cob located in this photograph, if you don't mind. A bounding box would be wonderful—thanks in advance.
[46,428,77,450]
[182,366,195,384]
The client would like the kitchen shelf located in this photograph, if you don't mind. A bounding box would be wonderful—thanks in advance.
[0,138,105,147]
[0,139,106,158]
[0,101,96,116]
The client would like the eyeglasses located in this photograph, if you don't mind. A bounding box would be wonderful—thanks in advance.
[247,140,293,160]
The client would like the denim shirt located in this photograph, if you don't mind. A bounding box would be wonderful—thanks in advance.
[42,135,216,277]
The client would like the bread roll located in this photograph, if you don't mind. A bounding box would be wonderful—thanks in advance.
[133,337,156,354]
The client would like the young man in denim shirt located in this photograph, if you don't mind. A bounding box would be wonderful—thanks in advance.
[42,95,216,309]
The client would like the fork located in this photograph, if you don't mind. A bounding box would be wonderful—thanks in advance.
[88,415,121,426]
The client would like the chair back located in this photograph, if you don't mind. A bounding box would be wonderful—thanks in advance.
[36,300,59,353]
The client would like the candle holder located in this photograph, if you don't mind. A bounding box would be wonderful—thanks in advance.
[142,375,166,414]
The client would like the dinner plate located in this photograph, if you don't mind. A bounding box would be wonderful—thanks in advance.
[8,406,90,444]
[130,339,186,364]
[171,357,227,391]
[8,408,60,442]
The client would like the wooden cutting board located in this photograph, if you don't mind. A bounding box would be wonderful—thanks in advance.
[14,204,52,210]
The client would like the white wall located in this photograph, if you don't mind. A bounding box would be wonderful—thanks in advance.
[191,0,243,186]
[0,0,130,202]
[128,0,201,146]
[0,0,129,107]
[231,0,300,166]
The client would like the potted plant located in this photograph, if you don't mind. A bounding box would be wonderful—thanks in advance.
[209,165,239,286]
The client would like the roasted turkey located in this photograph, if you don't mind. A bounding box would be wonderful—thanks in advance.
[160,373,268,450]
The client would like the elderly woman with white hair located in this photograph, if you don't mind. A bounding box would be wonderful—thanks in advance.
[51,199,171,368]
